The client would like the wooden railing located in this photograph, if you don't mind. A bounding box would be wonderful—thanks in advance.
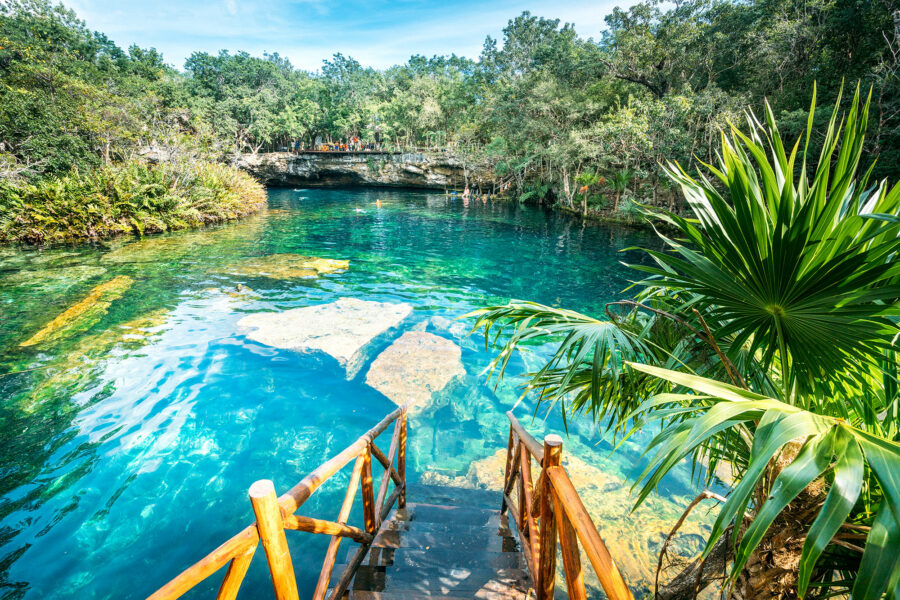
[146,404,409,600]
[502,411,633,600]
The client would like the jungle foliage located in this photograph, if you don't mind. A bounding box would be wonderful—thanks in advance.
[0,1,265,243]
[3,0,900,224]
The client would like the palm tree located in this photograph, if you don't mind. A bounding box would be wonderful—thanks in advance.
[575,169,605,216]
[470,85,900,599]
[611,168,634,213]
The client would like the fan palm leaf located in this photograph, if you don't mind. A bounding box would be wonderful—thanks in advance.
[640,85,900,400]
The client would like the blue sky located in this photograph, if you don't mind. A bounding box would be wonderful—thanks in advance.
[62,0,634,71]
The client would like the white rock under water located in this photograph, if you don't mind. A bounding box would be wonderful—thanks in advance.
[365,331,465,414]
[237,297,412,377]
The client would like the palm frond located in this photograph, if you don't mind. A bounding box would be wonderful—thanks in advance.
[627,362,900,600]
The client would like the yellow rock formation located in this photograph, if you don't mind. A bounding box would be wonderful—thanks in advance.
[20,275,135,347]
[222,254,349,279]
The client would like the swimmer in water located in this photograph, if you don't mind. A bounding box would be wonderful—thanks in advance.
[376,199,382,208]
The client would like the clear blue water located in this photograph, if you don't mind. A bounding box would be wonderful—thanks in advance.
[0,188,694,599]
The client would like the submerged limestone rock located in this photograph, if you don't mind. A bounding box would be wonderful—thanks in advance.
[221,253,349,280]
[421,448,715,594]
[365,331,466,414]
[428,315,469,339]
[20,275,135,347]
[100,212,271,264]
[237,297,412,377]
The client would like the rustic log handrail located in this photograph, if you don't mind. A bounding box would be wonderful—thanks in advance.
[501,411,634,600]
[146,404,410,600]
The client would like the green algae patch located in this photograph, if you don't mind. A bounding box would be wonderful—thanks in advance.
[224,284,256,298]
[221,253,349,280]
[101,235,218,264]
[2,265,107,296]
[20,275,135,347]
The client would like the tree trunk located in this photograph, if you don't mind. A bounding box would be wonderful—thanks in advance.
[731,478,825,600]
[658,532,732,600]
[659,502,820,599]
[659,445,828,600]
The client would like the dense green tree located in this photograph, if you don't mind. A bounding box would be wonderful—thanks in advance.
[2,0,900,221]
[0,0,174,174]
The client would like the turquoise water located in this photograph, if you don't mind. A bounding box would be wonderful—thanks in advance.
[0,188,699,599]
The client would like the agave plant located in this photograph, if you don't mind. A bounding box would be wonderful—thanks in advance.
[470,85,900,598]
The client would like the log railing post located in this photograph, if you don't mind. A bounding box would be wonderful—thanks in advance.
[361,444,377,534]
[537,435,562,600]
[520,442,539,564]
[216,545,256,600]
[517,453,527,535]
[249,480,300,600]
[554,491,587,600]
[398,410,407,509]
[313,453,366,600]
[500,426,514,515]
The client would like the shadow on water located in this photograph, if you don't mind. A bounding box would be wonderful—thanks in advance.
[0,188,700,600]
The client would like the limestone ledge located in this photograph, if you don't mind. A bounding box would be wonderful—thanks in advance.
[237,151,492,189]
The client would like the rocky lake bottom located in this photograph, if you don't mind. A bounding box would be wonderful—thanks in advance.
[0,188,723,599]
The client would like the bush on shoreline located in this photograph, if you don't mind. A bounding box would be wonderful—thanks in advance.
[0,160,266,244]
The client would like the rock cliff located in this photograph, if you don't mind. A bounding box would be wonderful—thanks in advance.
[236,151,484,189]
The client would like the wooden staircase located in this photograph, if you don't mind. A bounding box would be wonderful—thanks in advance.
[146,406,633,600]
[328,486,530,599]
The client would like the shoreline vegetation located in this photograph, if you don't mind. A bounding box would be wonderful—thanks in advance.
[0,160,265,244]
[3,0,899,243]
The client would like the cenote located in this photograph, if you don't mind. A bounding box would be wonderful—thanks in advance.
[0,188,706,599]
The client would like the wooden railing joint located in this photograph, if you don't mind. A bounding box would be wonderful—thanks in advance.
[147,405,410,600]
[502,413,633,600]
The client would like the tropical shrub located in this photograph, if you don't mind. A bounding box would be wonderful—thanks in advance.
[471,86,900,598]
[0,160,266,244]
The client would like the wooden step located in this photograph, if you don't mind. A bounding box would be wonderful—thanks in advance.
[351,547,525,570]
[370,528,519,552]
[406,484,504,510]
[345,564,529,593]
[391,503,504,527]
[382,519,514,537]
[329,489,529,600]
[330,587,527,600]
